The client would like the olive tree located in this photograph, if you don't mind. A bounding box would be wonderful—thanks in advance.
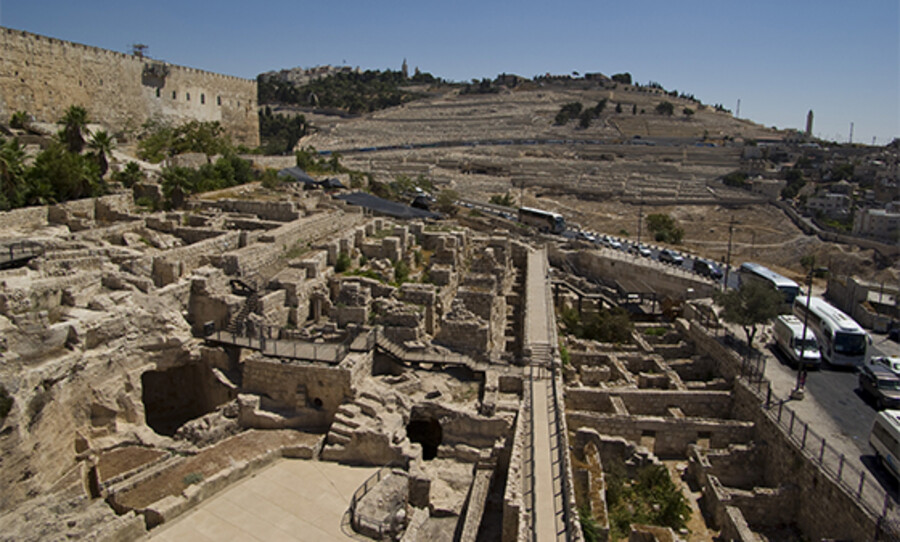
[714,280,783,357]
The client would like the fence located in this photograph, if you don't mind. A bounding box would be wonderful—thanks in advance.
[206,327,350,364]
[348,465,404,539]
[524,370,535,539]
[695,316,900,538]
[548,367,584,542]
[0,241,43,268]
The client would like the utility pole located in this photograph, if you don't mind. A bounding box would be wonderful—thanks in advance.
[637,194,644,245]
[794,255,817,400]
[736,99,741,118]
[723,216,735,291]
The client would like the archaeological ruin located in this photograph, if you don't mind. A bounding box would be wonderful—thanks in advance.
[0,183,893,542]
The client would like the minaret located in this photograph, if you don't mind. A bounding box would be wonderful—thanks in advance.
[806,110,814,136]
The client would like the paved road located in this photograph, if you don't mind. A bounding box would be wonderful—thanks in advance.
[763,331,900,501]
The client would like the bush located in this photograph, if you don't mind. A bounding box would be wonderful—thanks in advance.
[607,463,691,538]
[183,472,203,486]
[393,260,410,285]
[335,252,351,273]
[112,161,144,188]
[655,101,674,115]
[722,171,749,189]
[646,213,684,244]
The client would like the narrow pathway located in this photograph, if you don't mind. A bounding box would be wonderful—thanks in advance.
[524,247,566,540]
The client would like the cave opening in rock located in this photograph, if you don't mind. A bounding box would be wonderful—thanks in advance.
[406,417,442,460]
[141,363,229,436]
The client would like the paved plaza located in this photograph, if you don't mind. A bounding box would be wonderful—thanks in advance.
[148,460,377,542]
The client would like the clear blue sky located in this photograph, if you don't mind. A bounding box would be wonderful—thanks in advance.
[2,0,898,144]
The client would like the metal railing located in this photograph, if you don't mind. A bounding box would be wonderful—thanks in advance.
[206,326,350,364]
[693,315,899,533]
[348,465,404,539]
[0,241,43,266]
[549,367,583,541]
[524,370,536,539]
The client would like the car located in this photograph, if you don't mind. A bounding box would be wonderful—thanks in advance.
[859,364,900,410]
[628,244,652,257]
[658,249,684,265]
[873,356,900,376]
[693,258,724,280]
[608,239,622,250]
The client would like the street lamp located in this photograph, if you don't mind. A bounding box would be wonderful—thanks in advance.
[793,257,825,399]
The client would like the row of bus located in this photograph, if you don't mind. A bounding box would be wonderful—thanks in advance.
[738,262,869,368]
[739,262,900,484]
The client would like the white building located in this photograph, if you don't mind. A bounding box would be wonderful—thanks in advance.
[853,206,900,241]
[806,192,851,219]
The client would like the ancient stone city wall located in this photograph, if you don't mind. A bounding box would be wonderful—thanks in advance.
[0,27,259,146]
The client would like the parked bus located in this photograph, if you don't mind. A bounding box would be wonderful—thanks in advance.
[870,409,900,481]
[739,262,800,306]
[518,207,566,234]
[793,295,869,367]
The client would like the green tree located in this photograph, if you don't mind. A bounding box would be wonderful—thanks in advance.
[646,213,684,244]
[655,101,674,116]
[60,105,90,153]
[88,130,115,177]
[435,189,459,216]
[0,138,26,210]
[489,192,515,207]
[714,280,783,357]
[611,72,632,85]
[10,111,29,130]
[112,161,144,188]
[27,141,103,204]
[682,107,694,118]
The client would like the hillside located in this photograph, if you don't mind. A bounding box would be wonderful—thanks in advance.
[289,79,894,283]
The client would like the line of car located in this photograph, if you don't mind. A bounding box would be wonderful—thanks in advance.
[571,229,724,281]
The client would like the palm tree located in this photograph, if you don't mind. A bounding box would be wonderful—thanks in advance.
[88,130,115,177]
[60,105,89,153]
[0,138,26,209]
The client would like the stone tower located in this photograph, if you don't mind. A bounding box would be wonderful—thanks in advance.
[806,110,814,136]
[401,58,409,79]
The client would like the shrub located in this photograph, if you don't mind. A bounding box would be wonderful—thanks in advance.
[112,161,144,188]
[183,472,203,486]
[393,260,410,285]
[335,252,351,273]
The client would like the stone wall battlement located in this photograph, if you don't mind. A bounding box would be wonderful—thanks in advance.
[0,26,259,146]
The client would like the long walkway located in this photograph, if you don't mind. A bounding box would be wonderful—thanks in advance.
[525,247,566,540]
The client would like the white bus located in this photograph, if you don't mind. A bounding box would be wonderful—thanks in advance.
[518,207,566,234]
[793,295,868,367]
[739,262,800,306]
[870,409,900,481]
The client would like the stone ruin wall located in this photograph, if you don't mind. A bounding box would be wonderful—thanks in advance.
[0,27,259,146]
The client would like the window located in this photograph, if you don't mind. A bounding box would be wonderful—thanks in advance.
[217,96,222,106]
[186,92,190,101]
[200,94,205,104]
[155,88,160,98]
[172,91,177,99]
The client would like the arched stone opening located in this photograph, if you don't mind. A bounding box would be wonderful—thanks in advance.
[141,363,231,436]
[406,417,442,460]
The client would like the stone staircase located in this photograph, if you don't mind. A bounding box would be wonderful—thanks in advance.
[321,390,408,465]
[529,343,553,367]
[227,291,259,334]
